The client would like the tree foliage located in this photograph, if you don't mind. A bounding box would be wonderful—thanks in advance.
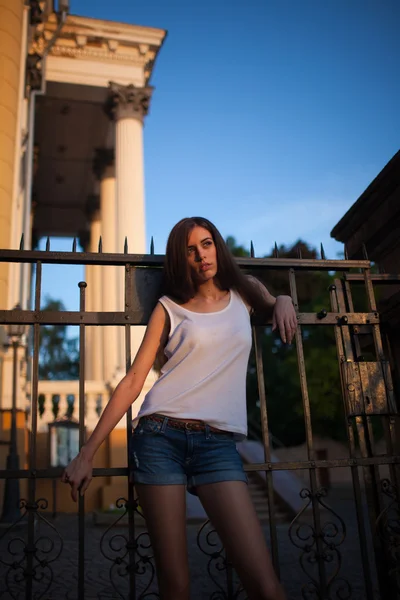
[227,236,347,445]
[39,297,79,380]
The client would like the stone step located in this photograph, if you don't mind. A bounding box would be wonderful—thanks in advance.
[247,474,291,523]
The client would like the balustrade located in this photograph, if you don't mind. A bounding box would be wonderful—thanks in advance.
[37,381,109,431]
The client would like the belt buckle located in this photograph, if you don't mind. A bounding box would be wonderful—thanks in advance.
[184,422,192,431]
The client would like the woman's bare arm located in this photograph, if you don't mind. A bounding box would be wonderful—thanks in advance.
[61,302,168,500]
[247,274,277,310]
[247,275,297,343]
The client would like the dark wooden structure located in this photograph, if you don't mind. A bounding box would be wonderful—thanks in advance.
[331,148,400,449]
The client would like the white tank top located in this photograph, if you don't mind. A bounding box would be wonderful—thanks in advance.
[135,290,252,440]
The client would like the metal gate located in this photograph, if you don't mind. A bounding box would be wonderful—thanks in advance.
[0,244,399,599]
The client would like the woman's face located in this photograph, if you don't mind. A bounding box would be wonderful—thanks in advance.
[187,226,218,283]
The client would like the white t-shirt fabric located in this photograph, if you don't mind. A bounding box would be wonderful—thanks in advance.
[134,289,252,440]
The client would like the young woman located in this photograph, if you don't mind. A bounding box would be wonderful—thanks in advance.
[62,217,297,600]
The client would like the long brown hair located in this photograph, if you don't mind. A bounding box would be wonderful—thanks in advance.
[163,216,267,314]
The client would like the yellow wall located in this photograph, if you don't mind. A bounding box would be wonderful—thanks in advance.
[0,420,131,515]
[0,0,24,308]
[33,428,129,513]
[0,410,28,514]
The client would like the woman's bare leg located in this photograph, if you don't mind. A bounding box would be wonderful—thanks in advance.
[197,481,286,600]
[135,484,189,600]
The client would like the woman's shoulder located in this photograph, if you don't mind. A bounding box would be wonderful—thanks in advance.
[157,295,187,314]
[231,287,252,314]
[158,295,180,307]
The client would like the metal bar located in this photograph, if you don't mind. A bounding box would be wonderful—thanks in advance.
[78,281,87,600]
[342,277,363,359]
[0,309,145,325]
[0,310,381,327]
[363,269,385,360]
[1,455,400,480]
[2,453,400,479]
[0,249,166,266]
[288,268,328,597]
[124,264,136,600]
[330,279,375,599]
[253,326,280,577]
[0,248,370,270]
[362,269,396,475]
[355,413,392,598]
[345,273,400,283]
[0,341,21,523]
[344,271,392,597]
[363,269,400,598]
[25,261,42,600]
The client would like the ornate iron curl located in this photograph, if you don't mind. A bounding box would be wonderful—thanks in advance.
[375,478,400,593]
[197,519,245,599]
[0,497,63,600]
[99,496,158,599]
[288,487,352,599]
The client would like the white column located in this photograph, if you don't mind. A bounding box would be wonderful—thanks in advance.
[107,82,151,253]
[115,117,146,252]
[93,149,119,384]
[88,210,104,382]
[107,83,153,375]
[84,243,93,381]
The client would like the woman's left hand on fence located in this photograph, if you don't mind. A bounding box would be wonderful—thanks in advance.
[272,295,297,344]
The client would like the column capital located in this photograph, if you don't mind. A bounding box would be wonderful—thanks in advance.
[105,82,153,122]
[93,148,114,180]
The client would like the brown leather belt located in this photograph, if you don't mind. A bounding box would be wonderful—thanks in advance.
[143,413,228,434]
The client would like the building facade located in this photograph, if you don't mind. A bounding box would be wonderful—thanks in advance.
[0,0,166,511]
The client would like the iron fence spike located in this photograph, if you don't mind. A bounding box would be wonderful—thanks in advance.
[46,237,50,251]
[344,245,349,260]
[274,242,279,258]
[150,236,154,255]
[320,243,326,260]
[98,236,103,253]
[124,237,128,253]
[297,244,302,259]
[361,242,369,260]
[19,233,24,250]
[72,238,77,252]
[250,241,255,258]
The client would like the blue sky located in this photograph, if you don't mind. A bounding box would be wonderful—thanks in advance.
[40,0,400,310]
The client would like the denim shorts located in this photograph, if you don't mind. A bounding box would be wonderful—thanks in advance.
[129,414,248,496]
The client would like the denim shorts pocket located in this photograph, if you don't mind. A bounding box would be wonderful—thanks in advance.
[134,418,165,436]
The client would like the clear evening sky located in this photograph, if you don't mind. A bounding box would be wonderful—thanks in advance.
[39,0,400,311]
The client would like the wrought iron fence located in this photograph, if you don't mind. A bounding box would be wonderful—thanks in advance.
[0,242,399,599]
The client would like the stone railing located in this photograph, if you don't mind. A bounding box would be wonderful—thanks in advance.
[36,375,155,433]
[36,380,110,432]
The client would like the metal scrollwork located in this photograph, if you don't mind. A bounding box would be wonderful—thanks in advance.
[99,496,158,599]
[197,519,245,599]
[288,487,352,599]
[0,497,63,599]
[375,478,400,593]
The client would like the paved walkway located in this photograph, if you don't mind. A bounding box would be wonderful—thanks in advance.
[0,485,381,599]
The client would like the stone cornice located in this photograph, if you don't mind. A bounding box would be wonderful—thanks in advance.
[48,43,154,66]
[29,13,166,83]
